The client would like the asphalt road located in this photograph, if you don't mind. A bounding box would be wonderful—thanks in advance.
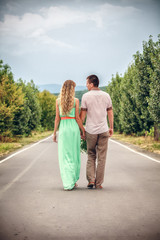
[0,136,160,240]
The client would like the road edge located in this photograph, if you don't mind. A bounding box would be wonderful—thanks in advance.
[0,135,52,164]
[110,137,160,162]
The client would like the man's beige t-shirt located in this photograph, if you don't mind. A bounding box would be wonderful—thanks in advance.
[81,90,112,134]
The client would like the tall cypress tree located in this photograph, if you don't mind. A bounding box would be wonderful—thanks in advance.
[106,73,122,132]
[147,35,160,140]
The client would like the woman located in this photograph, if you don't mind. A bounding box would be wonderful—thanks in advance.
[53,80,85,190]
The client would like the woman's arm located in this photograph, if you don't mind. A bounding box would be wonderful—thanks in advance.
[80,109,87,123]
[75,98,85,137]
[53,99,60,142]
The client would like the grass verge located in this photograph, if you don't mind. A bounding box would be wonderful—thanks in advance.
[0,131,53,157]
[1,131,159,158]
[112,133,160,155]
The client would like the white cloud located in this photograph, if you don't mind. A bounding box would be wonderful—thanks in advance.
[98,3,140,26]
[0,3,139,54]
[29,30,73,49]
[0,6,102,38]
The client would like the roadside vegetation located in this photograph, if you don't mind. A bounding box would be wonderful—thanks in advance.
[112,132,160,154]
[0,60,56,141]
[0,131,53,157]
[106,35,160,142]
[0,60,56,157]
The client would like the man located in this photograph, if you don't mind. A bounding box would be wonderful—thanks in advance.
[80,75,114,189]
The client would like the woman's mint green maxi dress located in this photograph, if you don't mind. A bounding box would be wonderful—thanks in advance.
[58,99,81,190]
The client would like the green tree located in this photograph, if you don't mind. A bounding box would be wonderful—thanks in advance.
[12,99,31,136]
[0,61,24,140]
[119,65,141,134]
[38,90,56,130]
[133,35,160,134]
[147,35,160,140]
[106,73,122,132]
[17,79,41,135]
[106,34,160,139]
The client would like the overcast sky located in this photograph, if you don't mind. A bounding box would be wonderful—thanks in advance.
[0,0,160,87]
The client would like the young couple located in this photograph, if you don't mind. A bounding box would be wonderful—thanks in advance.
[53,75,114,191]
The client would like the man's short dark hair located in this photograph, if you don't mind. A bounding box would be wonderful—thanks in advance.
[87,75,99,87]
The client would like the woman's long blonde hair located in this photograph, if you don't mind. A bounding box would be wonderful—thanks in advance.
[60,80,76,116]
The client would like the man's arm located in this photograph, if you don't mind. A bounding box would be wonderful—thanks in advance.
[107,109,114,137]
[80,109,87,123]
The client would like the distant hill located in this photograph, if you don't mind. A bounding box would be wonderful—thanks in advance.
[75,86,106,103]
[53,86,107,103]
[38,84,86,93]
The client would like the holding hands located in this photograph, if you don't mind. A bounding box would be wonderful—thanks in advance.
[81,129,86,140]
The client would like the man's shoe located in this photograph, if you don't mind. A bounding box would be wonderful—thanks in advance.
[87,182,95,188]
[96,185,103,189]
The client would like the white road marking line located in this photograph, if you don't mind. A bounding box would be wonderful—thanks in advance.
[110,139,160,163]
[0,135,52,164]
[0,143,51,199]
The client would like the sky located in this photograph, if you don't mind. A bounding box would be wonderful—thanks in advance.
[0,0,160,87]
